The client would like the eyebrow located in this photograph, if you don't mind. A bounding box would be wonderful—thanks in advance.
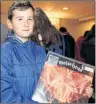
[16,16,33,18]
[16,16,23,18]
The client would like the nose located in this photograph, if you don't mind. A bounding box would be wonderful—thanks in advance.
[24,20,29,27]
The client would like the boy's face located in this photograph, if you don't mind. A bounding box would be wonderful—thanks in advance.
[7,8,34,42]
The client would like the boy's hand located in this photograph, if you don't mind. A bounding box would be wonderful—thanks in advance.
[85,86,93,98]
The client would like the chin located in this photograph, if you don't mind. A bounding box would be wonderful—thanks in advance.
[22,34,31,37]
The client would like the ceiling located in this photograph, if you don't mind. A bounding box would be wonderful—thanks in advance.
[1,0,95,21]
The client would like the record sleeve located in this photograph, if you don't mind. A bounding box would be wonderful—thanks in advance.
[32,51,94,103]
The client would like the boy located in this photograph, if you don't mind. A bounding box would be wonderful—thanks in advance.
[1,1,46,103]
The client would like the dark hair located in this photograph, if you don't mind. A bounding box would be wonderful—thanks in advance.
[90,24,95,34]
[59,27,67,32]
[8,0,34,20]
[85,24,95,40]
[83,30,89,38]
[32,7,61,45]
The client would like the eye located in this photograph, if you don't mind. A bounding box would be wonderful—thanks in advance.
[28,18,33,21]
[18,18,23,20]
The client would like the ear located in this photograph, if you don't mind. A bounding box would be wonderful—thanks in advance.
[7,19,13,30]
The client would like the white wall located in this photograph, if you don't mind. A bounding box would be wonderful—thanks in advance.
[60,18,79,40]
[77,19,95,37]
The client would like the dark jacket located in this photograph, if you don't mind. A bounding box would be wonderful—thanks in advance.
[45,34,65,56]
[1,33,46,103]
[64,34,75,58]
[46,41,65,56]
[75,36,85,62]
[80,36,95,65]
[80,33,95,103]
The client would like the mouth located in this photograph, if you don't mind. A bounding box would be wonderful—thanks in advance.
[22,30,29,31]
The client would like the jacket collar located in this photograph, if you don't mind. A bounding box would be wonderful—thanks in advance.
[6,32,34,48]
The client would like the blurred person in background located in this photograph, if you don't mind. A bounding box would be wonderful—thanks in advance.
[59,27,75,58]
[80,24,95,103]
[75,30,89,62]
[80,24,95,66]
[32,7,65,55]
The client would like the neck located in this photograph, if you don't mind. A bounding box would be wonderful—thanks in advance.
[15,34,29,43]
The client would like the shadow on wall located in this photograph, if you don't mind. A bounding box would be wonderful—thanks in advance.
[1,23,8,44]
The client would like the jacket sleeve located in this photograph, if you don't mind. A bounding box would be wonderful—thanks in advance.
[1,45,38,103]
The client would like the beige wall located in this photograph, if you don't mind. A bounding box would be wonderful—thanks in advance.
[77,19,95,38]
[60,18,95,41]
[49,17,60,30]
[1,14,7,25]
[60,18,79,40]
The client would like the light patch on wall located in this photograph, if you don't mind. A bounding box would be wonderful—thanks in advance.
[63,7,68,10]
[49,17,60,29]
[45,11,72,19]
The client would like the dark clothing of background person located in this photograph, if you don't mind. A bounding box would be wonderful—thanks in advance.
[59,27,75,59]
[75,36,85,62]
[45,33,66,56]
[75,31,89,62]
[80,36,95,65]
[64,33,75,58]
[43,32,65,56]
[80,24,95,65]
[80,24,95,103]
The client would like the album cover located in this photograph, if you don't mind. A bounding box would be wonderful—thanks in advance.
[32,51,94,103]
